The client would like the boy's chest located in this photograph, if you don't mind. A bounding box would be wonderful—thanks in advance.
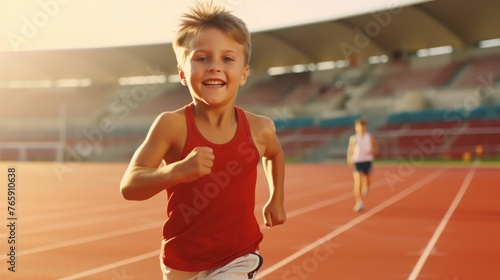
[196,122,238,145]
[163,119,262,163]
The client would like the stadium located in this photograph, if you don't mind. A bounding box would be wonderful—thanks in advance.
[0,0,499,279]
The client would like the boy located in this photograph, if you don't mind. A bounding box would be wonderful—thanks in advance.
[346,118,377,212]
[119,2,286,279]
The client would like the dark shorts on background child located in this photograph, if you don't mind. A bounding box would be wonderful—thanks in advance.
[354,161,372,174]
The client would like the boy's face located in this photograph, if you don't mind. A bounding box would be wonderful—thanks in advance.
[355,122,367,134]
[178,27,249,107]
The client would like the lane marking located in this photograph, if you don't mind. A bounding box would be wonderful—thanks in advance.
[407,167,476,280]
[0,221,163,260]
[56,178,387,279]
[2,208,162,236]
[58,251,159,280]
[9,178,372,263]
[49,169,431,279]
[286,178,388,218]
[13,202,136,223]
[258,169,444,278]
[284,180,352,200]
[255,180,352,210]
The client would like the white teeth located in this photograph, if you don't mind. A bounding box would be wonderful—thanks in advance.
[204,80,225,85]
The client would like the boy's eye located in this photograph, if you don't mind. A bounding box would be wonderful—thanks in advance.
[193,56,234,62]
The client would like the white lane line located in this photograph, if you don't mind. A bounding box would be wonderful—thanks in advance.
[407,167,476,280]
[284,180,352,201]
[56,187,354,279]
[286,178,388,218]
[56,179,386,279]
[286,192,353,218]
[15,202,135,223]
[1,208,162,237]
[258,169,444,279]
[58,251,159,280]
[0,221,163,260]
[256,178,387,216]
[57,176,394,279]
[60,218,282,280]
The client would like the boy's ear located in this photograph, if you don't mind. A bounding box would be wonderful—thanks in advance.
[178,64,187,86]
[239,65,250,87]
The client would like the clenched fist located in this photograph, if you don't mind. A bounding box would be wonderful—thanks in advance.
[178,147,215,182]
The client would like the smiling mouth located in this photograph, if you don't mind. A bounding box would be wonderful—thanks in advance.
[203,80,226,87]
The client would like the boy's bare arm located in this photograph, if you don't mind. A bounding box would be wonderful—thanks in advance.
[259,118,286,228]
[346,136,355,164]
[371,136,379,156]
[120,113,214,201]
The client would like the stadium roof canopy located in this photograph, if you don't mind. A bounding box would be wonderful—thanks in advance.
[1,0,499,86]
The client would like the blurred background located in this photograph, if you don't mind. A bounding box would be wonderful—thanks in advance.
[1,0,499,163]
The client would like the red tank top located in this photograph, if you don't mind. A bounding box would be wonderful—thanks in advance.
[160,103,263,272]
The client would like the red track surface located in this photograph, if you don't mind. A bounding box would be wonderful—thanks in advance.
[0,162,499,280]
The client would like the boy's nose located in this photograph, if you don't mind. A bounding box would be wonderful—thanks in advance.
[208,61,222,72]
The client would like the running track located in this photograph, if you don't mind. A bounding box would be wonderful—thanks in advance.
[0,162,499,280]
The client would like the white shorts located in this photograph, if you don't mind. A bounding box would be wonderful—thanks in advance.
[160,252,263,280]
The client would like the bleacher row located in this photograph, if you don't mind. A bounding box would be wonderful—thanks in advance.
[237,54,500,107]
[369,55,500,96]
[376,108,500,160]
[2,54,498,121]
[2,53,499,161]
[275,106,500,161]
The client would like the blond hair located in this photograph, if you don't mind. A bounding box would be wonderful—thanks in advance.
[173,1,251,65]
[355,118,367,126]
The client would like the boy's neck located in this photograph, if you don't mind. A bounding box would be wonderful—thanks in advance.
[192,103,236,128]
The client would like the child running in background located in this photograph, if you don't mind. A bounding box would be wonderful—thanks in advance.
[347,118,378,212]
[120,1,286,279]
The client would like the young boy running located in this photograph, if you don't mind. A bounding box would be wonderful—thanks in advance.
[120,2,286,279]
[347,118,377,212]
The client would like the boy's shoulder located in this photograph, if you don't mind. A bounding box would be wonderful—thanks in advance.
[240,109,275,128]
[155,107,186,121]
[150,107,187,132]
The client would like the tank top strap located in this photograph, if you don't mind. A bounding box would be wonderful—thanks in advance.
[234,106,254,144]
[182,103,257,153]
[184,103,195,132]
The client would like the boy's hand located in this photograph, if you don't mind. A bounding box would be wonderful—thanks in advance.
[178,147,214,182]
[263,200,286,229]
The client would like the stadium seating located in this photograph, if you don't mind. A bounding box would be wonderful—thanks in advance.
[275,115,356,159]
[129,87,192,116]
[375,106,500,160]
[236,72,310,107]
[447,119,500,158]
[454,55,500,88]
[278,126,351,158]
[371,60,460,96]
[3,51,499,162]
[0,87,114,120]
